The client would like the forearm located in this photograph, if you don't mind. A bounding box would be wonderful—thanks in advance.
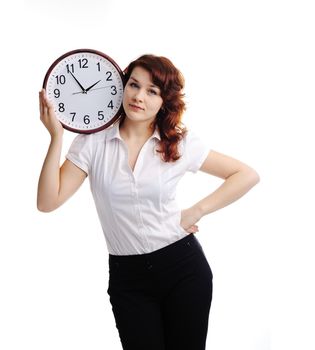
[194,168,260,218]
[37,136,63,211]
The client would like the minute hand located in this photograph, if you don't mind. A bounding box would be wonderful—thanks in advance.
[69,71,86,93]
[85,80,102,92]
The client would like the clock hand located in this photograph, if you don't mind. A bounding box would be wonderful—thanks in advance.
[69,71,86,93]
[85,79,102,92]
[72,85,111,95]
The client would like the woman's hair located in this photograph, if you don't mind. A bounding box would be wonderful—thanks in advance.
[121,54,187,162]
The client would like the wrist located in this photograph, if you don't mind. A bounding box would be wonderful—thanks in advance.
[192,204,204,220]
[50,131,63,143]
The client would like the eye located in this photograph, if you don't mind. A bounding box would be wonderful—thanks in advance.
[148,89,158,95]
[129,82,139,88]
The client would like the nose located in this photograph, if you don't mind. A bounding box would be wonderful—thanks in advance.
[133,88,144,102]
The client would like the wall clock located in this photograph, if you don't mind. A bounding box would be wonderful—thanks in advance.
[43,49,124,133]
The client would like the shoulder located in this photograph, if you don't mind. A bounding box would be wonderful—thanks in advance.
[66,127,116,171]
[180,129,207,149]
[70,126,114,148]
[179,129,211,172]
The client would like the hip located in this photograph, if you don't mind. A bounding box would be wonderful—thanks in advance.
[108,233,212,279]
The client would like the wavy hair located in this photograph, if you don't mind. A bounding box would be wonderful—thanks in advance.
[121,54,187,162]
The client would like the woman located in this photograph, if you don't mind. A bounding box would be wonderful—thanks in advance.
[38,54,259,350]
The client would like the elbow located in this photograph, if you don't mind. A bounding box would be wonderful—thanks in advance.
[37,199,59,213]
[246,168,260,187]
[231,166,260,189]
[37,204,55,213]
[254,171,260,185]
[37,206,54,213]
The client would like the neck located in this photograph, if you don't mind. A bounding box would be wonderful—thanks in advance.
[119,118,155,142]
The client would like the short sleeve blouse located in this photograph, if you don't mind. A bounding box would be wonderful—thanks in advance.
[66,122,210,255]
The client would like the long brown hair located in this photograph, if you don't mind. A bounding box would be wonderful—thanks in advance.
[121,54,187,162]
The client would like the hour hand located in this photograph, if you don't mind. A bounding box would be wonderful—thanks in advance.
[69,71,86,93]
[85,79,102,92]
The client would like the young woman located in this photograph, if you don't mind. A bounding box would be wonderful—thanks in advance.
[38,54,259,350]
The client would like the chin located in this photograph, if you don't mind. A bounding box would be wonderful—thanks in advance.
[125,112,155,123]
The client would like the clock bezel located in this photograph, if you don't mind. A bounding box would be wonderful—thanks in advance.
[42,48,125,134]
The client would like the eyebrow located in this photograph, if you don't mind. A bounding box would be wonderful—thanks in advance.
[130,76,159,89]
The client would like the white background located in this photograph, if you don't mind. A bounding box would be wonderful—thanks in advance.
[1,1,314,349]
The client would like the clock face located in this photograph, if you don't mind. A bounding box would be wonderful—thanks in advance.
[43,49,124,133]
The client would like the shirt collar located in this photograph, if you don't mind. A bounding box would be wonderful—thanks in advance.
[107,120,161,141]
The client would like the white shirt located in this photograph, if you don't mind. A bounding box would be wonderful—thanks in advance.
[66,121,210,255]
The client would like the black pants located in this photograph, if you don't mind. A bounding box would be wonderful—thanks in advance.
[107,234,213,350]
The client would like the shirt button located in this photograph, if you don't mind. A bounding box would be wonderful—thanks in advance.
[146,261,153,269]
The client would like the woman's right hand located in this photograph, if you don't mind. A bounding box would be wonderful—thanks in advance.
[39,89,64,138]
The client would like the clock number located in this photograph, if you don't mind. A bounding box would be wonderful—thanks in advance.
[111,86,117,95]
[70,112,76,122]
[97,62,101,72]
[107,100,114,109]
[98,111,104,120]
[66,64,75,73]
[54,89,60,98]
[78,58,88,69]
[56,75,66,85]
[84,115,90,125]
[58,103,65,112]
[105,71,112,81]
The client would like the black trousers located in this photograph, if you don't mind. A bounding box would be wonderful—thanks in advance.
[107,234,213,350]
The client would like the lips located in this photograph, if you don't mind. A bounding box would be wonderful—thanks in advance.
[129,104,144,111]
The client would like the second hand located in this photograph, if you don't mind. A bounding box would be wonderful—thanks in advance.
[72,86,112,95]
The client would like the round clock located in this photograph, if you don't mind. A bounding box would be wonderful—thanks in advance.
[43,49,124,133]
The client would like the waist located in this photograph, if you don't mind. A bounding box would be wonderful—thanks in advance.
[108,233,204,273]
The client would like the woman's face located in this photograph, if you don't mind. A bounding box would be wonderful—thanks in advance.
[123,66,163,125]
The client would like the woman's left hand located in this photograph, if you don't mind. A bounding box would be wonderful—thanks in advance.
[180,206,203,234]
